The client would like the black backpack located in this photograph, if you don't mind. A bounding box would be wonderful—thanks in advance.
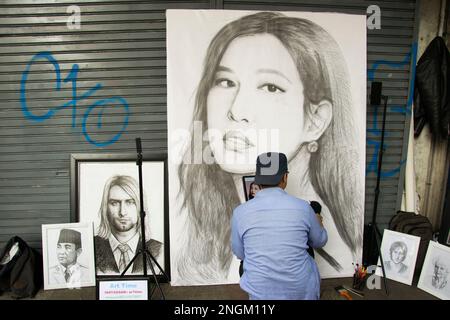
[388,211,433,278]
[0,236,43,299]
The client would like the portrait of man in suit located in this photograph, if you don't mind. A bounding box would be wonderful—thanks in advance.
[94,175,162,275]
[48,228,90,286]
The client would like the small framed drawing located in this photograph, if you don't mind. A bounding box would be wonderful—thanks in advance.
[242,175,260,201]
[70,153,170,280]
[418,241,450,300]
[42,222,96,290]
[375,229,421,285]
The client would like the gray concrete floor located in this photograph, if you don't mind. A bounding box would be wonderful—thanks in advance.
[0,276,438,300]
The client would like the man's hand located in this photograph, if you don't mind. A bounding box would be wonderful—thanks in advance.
[316,214,324,227]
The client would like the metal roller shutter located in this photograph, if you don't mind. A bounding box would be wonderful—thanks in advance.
[0,0,211,249]
[0,0,419,250]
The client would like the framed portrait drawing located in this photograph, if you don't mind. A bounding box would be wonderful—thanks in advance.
[70,153,170,280]
[418,241,450,300]
[375,229,420,285]
[242,175,260,201]
[42,222,96,290]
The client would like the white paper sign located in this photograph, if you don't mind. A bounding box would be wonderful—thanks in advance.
[98,280,148,300]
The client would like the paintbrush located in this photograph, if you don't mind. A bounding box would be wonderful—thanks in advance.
[334,286,353,300]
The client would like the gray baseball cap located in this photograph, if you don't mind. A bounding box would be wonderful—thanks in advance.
[254,152,288,186]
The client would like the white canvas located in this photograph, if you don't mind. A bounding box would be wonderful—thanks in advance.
[418,241,450,300]
[42,222,96,290]
[78,161,165,276]
[167,9,366,285]
[375,229,421,285]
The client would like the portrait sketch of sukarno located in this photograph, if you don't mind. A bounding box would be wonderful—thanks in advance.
[42,222,96,290]
[167,9,366,285]
[418,241,450,300]
[375,229,421,286]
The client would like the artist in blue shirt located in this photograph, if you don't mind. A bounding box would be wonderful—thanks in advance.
[231,152,328,300]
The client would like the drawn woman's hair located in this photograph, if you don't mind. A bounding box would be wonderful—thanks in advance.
[178,11,362,281]
[97,175,151,240]
[389,241,408,262]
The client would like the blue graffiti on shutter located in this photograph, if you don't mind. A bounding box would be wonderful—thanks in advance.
[20,52,129,147]
[366,42,417,178]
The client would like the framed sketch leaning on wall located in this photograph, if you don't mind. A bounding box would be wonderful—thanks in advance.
[418,241,450,300]
[375,229,421,286]
[42,222,96,290]
[70,153,170,280]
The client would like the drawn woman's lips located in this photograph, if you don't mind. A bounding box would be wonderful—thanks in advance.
[223,131,255,152]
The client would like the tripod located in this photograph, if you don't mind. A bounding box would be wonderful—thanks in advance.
[120,137,169,300]
[367,92,389,295]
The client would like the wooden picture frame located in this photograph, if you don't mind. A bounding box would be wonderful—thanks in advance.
[42,222,96,290]
[70,153,170,281]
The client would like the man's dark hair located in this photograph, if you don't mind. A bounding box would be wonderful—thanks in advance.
[259,184,275,189]
[310,201,322,214]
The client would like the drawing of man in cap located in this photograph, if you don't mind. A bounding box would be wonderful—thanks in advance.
[48,228,89,286]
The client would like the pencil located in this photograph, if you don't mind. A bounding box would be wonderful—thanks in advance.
[342,285,365,298]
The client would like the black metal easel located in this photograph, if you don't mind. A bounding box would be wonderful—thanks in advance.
[120,137,169,300]
[367,82,389,295]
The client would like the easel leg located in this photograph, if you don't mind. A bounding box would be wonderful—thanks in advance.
[146,254,165,300]
[120,249,141,276]
[374,224,389,295]
[146,249,170,281]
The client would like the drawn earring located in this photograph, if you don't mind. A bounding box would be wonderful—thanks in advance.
[227,110,235,121]
[307,141,319,153]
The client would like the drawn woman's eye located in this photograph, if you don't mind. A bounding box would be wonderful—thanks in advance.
[215,78,236,88]
[259,83,285,93]
[109,200,119,206]
[126,199,135,205]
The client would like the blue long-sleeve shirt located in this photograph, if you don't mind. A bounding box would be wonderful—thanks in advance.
[231,187,327,300]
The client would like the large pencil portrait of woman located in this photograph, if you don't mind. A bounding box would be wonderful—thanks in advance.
[167,10,366,285]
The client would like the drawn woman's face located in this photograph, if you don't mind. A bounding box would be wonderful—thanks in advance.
[391,246,406,264]
[250,183,260,197]
[207,34,307,174]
